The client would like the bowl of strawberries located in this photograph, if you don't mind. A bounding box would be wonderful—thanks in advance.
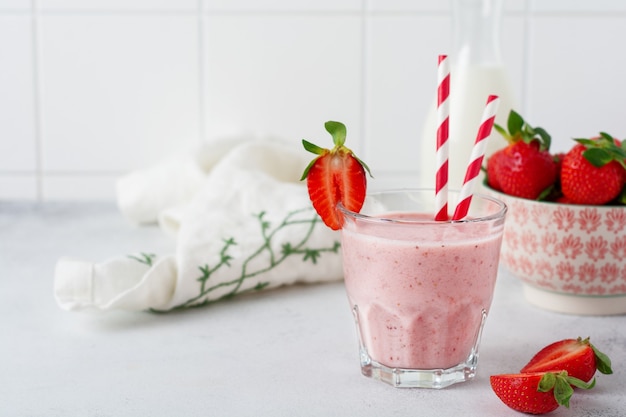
[483,111,626,315]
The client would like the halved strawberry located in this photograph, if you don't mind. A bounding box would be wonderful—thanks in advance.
[490,371,596,415]
[520,337,613,382]
[301,121,371,230]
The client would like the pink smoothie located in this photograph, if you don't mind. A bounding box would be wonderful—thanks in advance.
[341,212,503,370]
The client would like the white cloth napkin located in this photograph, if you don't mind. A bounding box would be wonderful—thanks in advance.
[54,139,343,312]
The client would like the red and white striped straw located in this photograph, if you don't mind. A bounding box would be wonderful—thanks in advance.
[435,55,450,221]
[452,94,500,221]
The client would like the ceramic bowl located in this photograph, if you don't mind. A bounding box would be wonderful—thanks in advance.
[485,185,626,315]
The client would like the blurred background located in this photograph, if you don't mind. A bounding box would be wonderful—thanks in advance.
[2,0,626,201]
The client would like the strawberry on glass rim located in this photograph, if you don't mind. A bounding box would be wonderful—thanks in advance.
[301,121,372,230]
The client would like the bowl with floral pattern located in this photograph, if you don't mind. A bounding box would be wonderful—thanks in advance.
[486,186,626,315]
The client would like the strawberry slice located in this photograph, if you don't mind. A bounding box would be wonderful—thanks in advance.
[490,371,596,415]
[520,337,613,382]
[301,121,371,230]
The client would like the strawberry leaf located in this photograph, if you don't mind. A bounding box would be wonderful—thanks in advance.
[537,184,555,201]
[583,148,613,167]
[575,134,626,170]
[495,110,552,151]
[567,376,596,390]
[302,139,326,155]
[300,156,320,181]
[574,138,598,147]
[300,139,328,180]
[553,376,574,408]
[507,109,524,135]
[353,155,374,178]
[533,126,552,150]
[538,372,595,410]
[590,343,614,374]
[599,131,615,142]
[325,121,347,147]
[493,123,508,138]
[537,372,557,392]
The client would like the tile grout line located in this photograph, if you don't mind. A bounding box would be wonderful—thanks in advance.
[521,0,532,118]
[197,0,206,143]
[30,0,43,202]
[359,0,368,163]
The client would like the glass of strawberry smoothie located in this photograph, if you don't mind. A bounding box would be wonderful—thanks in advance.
[338,189,507,388]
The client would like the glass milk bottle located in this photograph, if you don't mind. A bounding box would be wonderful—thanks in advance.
[419,0,516,191]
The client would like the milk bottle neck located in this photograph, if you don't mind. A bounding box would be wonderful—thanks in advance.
[452,0,503,67]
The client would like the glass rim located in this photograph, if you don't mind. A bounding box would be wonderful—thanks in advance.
[337,188,507,225]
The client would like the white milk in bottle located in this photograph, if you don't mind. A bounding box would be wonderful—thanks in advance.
[419,0,517,191]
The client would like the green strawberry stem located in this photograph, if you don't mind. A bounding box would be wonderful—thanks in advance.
[574,132,626,170]
[589,343,614,375]
[302,139,327,156]
[300,121,373,181]
[578,336,613,375]
[538,371,596,408]
[494,109,552,151]
[325,121,347,146]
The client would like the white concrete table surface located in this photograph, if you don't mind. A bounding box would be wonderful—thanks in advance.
[1,202,624,417]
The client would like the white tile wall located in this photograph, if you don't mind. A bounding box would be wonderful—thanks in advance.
[527,14,626,152]
[0,13,38,199]
[39,13,200,172]
[203,13,362,146]
[1,0,626,201]
[39,0,197,11]
[204,0,361,12]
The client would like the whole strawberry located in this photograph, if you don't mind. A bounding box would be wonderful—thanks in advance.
[560,133,626,205]
[486,147,505,191]
[489,110,557,200]
[497,141,557,199]
[301,121,372,230]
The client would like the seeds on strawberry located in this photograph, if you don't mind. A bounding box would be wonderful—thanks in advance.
[489,110,557,200]
[491,337,612,414]
[490,371,596,415]
[560,134,626,205]
[301,121,371,230]
[496,141,557,200]
[488,113,626,206]
[486,148,505,191]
